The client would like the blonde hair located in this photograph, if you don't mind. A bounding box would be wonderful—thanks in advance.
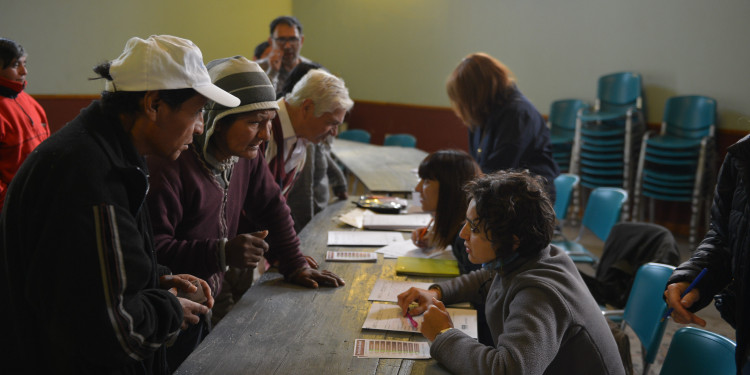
[446,53,516,130]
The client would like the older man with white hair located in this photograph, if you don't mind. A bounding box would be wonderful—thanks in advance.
[265,68,354,197]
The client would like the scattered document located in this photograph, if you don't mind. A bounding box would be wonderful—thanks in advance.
[337,208,369,229]
[368,279,432,302]
[326,250,378,262]
[376,240,454,259]
[362,213,433,231]
[354,339,430,359]
[328,231,404,246]
[362,302,478,339]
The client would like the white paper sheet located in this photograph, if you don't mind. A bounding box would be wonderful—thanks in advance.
[362,213,433,230]
[353,339,430,359]
[327,231,404,246]
[362,302,478,339]
[368,279,432,302]
[375,240,455,259]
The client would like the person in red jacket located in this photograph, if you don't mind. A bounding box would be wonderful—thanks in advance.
[0,38,49,210]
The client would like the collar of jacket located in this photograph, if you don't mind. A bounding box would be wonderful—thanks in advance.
[81,101,151,216]
[0,76,25,98]
[728,134,750,161]
[728,134,750,198]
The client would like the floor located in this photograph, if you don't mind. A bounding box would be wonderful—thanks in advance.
[562,222,736,374]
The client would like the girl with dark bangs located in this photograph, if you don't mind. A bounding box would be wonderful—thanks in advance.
[411,149,482,273]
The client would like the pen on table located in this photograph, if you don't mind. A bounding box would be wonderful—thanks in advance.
[661,268,708,322]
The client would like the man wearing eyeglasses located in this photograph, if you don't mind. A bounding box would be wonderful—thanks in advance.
[257,16,315,96]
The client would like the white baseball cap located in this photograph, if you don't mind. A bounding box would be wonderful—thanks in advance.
[104,35,240,108]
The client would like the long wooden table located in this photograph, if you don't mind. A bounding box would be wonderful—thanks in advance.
[175,200,452,375]
[331,139,428,195]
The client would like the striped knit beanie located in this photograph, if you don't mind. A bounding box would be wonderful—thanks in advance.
[198,56,279,155]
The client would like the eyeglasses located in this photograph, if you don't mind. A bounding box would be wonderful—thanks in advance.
[273,37,300,46]
[465,217,482,233]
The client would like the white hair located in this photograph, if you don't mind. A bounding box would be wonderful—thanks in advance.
[285,69,354,116]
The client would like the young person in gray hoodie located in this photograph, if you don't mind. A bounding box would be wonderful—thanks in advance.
[398,170,625,375]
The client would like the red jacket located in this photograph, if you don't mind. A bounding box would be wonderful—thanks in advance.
[0,76,49,210]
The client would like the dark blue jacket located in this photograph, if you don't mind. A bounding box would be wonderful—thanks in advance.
[668,134,750,373]
[468,88,559,202]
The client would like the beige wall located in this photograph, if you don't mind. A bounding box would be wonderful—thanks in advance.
[295,0,750,130]
[3,0,750,130]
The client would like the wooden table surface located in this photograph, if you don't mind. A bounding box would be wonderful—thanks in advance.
[330,139,428,195]
[175,200,452,375]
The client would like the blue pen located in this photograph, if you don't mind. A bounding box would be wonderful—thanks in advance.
[661,268,708,322]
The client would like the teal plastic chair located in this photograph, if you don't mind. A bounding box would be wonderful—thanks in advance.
[659,327,736,375]
[549,99,588,173]
[553,187,627,263]
[571,73,644,213]
[553,173,580,224]
[603,262,676,375]
[633,95,717,250]
[338,129,371,143]
[383,133,417,148]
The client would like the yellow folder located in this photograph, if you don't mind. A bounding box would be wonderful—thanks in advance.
[395,257,460,277]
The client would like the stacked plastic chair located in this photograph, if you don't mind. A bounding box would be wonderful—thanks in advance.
[633,95,716,250]
[383,133,417,148]
[548,99,588,173]
[571,72,645,220]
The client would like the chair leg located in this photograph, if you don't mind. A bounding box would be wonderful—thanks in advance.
[648,197,655,223]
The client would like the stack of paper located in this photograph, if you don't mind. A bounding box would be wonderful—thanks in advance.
[362,213,433,231]
[375,240,454,259]
[327,231,404,246]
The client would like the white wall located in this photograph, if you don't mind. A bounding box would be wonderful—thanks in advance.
[3,0,749,129]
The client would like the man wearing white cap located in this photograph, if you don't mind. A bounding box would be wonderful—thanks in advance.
[0,35,239,374]
[146,56,345,368]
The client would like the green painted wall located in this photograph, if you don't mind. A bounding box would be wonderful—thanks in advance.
[2,0,750,130]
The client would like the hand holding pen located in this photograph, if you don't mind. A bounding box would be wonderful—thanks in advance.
[411,218,434,249]
[662,268,708,325]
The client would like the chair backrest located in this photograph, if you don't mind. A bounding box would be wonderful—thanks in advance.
[580,187,628,242]
[553,173,580,220]
[659,327,736,375]
[597,72,642,112]
[383,133,417,148]
[338,129,371,143]
[662,95,717,140]
[549,99,587,131]
[622,262,676,365]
